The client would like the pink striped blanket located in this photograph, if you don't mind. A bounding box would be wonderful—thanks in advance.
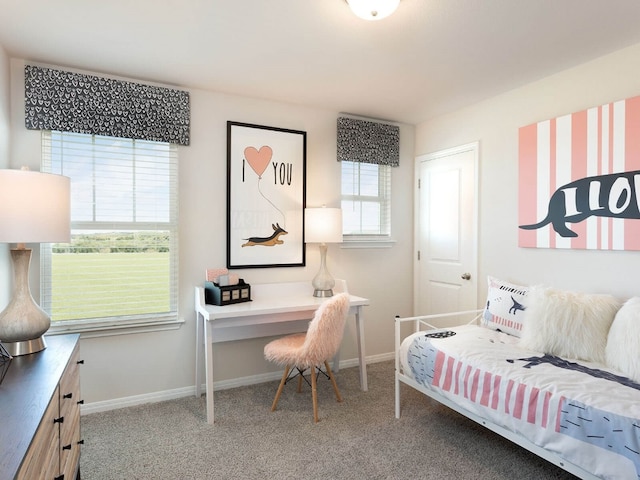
[400,324,640,479]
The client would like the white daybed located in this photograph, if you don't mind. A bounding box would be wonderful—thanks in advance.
[395,278,640,480]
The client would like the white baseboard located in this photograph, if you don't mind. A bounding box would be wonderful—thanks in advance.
[81,386,195,415]
[81,352,394,416]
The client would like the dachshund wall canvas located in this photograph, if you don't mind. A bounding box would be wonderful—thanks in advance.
[518,95,640,250]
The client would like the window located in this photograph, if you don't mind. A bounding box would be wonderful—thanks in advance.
[41,131,178,330]
[341,160,391,239]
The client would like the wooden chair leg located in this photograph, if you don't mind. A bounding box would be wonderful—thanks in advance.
[271,365,290,412]
[324,361,343,403]
[311,365,319,423]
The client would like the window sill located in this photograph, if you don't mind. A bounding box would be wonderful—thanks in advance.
[46,314,185,339]
[340,237,396,249]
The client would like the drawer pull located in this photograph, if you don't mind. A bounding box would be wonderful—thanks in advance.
[77,359,85,364]
[54,475,64,480]
[63,444,72,450]
[78,439,85,445]
[63,392,73,399]
[77,399,85,405]
[54,416,64,424]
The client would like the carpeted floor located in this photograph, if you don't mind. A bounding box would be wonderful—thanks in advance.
[80,361,577,479]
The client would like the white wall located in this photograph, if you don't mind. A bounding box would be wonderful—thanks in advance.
[0,45,10,307]
[6,59,415,405]
[415,42,640,300]
[0,46,8,166]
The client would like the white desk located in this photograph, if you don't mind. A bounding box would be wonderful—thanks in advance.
[194,279,369,424]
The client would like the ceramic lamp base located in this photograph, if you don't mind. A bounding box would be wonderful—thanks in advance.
[311,244,336,298]
[0,248,51,356]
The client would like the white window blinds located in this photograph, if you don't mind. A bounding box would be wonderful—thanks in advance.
[40,131,178,324]
[341,161,391,237]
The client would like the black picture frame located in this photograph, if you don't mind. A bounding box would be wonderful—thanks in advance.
[226,121,307,268]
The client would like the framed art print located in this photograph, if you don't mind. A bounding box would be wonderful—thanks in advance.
[227,121,307,268]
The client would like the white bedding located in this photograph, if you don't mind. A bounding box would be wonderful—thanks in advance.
[399,324,640,480]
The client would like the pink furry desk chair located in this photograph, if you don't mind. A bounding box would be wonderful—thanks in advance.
[264,292,351,423]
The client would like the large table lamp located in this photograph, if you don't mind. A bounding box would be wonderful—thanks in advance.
[0,168,71,356]
[305,206,343,297]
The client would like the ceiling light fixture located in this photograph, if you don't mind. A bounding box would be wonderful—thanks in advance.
[346,0,400,21]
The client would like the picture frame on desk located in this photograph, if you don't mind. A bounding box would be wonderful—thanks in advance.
[226,121,307,269]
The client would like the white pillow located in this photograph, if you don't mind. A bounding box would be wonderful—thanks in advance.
[481,276,529,337]
[519,286,620,364]
[606,297,640,382]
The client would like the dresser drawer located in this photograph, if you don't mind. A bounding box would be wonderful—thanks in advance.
[59,401,80,479]
[59,343,80,403]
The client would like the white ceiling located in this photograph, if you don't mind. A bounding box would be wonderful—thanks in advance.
[2,0,640,125]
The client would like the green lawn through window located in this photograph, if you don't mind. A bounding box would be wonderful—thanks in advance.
[50,252,171,321]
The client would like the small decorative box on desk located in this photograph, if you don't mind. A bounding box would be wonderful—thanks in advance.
[204,279,251,306]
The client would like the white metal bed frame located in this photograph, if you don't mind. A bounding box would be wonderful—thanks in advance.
[394,310,599,480]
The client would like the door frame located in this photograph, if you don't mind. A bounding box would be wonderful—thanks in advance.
[413,141,480,315]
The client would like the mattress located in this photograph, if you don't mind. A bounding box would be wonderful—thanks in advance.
[399,324,640,480]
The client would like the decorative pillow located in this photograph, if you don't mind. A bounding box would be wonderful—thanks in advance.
[519,286,620,364]
[481,276,529,337]
[605,297,640,382]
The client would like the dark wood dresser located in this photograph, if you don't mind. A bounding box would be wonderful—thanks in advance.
[0,334,83,480]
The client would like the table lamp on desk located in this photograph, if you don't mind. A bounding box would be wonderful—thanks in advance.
[0,168,70,356]
[304,206,343,298]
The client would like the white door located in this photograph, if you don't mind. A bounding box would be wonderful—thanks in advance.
[415,142,478,324]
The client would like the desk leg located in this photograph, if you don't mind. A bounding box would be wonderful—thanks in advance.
[205,321,216,424]
[195,312,204,397]
[355,306,368,391]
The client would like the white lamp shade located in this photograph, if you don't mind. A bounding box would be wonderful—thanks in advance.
[346,0,400,20]
[305,207,343,244]
[0,169,71,244]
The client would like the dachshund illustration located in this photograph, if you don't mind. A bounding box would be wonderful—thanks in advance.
[519,170,640,237]
[508,354,640,390]
[242,223,288,247]
[508,296,525,315]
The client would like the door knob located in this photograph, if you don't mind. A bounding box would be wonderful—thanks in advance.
[461,273,471,280]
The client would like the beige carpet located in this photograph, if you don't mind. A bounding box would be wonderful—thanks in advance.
[80,361,577,479]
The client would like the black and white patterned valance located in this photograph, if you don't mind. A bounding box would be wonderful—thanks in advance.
[336,116,399,167]
[25,65,190,145]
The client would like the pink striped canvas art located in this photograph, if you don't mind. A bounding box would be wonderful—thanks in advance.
[518,96,640,249]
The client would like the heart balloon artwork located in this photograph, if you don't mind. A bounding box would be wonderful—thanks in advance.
[244,145,272,179]
[241,144,286,247]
